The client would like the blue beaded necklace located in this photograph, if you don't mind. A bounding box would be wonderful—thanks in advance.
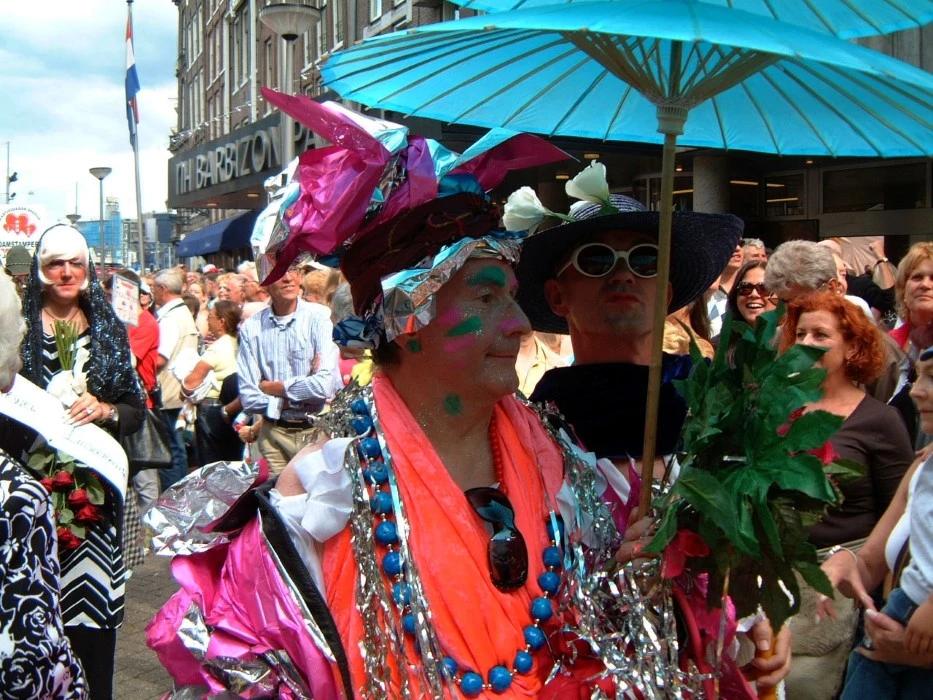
[348,396,565,697]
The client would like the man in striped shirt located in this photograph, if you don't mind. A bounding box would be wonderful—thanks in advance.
[237,266,340,473]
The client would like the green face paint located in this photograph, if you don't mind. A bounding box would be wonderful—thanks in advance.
[406,339,421,353]
[446,316,482,337]
[467,265,507,288]
[444,394,463,415]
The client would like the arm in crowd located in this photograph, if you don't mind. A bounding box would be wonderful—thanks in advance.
[278,316,340,404]
[236,324,274,416]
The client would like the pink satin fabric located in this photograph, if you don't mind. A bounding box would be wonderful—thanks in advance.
[146,518,340,699]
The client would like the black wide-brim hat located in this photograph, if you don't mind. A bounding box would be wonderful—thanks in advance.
[516,194,744,333]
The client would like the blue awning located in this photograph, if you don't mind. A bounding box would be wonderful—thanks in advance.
[176,210,260,258]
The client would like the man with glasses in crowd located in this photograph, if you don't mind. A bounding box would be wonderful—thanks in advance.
[515,191,792,689]
[237,265,340,474]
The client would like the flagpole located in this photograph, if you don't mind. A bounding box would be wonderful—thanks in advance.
[132,124,146,271]
[127,0,147,271]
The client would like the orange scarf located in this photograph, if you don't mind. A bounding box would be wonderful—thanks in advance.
[323,375,566,698]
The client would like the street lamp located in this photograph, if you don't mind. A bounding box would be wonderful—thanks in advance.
[89,167,112,269]
[259,3,321,167]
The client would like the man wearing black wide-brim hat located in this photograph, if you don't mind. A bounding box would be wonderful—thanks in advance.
[507,162,741,468]
[507,162,791,689]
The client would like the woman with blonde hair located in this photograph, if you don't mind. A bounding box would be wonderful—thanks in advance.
[18,224,144,698]
[891,242,933,353]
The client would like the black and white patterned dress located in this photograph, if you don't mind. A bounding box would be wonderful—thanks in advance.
[0,448,88,698]
[41,332,126,629]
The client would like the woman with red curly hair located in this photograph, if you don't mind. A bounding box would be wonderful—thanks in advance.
[780,291,915,698]
[781,291,913,548]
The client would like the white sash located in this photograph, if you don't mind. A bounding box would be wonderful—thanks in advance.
[0,374,128,504]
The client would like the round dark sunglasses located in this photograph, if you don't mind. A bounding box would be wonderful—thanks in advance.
[465,487,528,591]
[557,242,659,279]
[736,281,777,302]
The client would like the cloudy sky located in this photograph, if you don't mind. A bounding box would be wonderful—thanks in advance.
[1,0,178,224]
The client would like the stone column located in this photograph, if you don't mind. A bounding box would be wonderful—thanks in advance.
[692,155,730,213]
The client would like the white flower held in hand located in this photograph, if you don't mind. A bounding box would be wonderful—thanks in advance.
[565,160,610,205]
[502,186,552,233]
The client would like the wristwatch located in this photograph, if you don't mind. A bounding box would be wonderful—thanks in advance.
[873,257,889,267]
[107,404,119,426]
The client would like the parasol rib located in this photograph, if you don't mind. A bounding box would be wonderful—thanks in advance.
[736,79,783,154]
[779,63,893,156]
[550,68,622,137]
[755,67,840,155]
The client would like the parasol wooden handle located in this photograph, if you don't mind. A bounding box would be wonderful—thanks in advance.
[755,640,777,700]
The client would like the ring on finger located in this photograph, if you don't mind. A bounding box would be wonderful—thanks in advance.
[86,407,94,416]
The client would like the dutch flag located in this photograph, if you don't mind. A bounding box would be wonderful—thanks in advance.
[125,9,140,147]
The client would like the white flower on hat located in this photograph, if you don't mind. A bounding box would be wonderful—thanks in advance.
[565,161,610,206]
[503,186,552,233]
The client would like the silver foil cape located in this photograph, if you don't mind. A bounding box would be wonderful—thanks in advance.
[379,235,522,343]
[316,384,710,698]
[143,460,261,556]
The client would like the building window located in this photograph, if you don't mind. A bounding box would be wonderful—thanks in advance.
[303,26,315,66]
[633,174,693,212]
[823,162,928,213]
[729,179,760,218]
[333,0,345,48]
[232,15,241,85]
[764,173,806,217]
[192,3,203,58]
[370,0,382,22]
[233,10,249,88]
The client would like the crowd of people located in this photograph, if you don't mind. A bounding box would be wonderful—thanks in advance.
[0,141,932,698]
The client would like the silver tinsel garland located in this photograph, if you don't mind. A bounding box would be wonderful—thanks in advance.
[318,385,711,698]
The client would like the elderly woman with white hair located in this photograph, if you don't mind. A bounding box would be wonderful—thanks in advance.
[16,224,144,699]
[0,271,88,698]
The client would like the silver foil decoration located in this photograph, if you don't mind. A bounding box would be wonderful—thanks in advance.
[178,601,212,662]
[532,399,710,698]
[204,656,278,697]
[144,460,261,556]
[259,650,314,700]
[379,235,522,343]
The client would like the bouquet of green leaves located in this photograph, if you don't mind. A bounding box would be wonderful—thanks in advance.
[645,310,864,631]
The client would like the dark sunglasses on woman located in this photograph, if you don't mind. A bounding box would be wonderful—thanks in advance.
[557,242,659,279]
[736,281,777,303]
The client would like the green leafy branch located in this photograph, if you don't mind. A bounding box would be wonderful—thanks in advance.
[645,310,864,631]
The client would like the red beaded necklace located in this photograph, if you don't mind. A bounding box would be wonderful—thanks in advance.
[489,414,506,492]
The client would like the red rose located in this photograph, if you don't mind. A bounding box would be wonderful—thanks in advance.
[50,470,75,492]
[56,526,81,551]
[39,477,54,492]
[73,503,103,525]
[67,489,90,509]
